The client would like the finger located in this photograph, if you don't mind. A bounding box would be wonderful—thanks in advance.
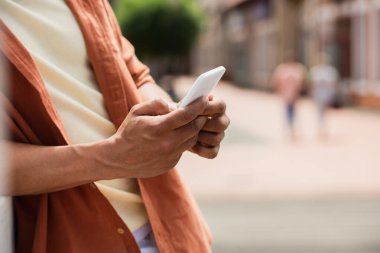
[197,131,225,147]
[192,143,220,159]
[173,116,208,143]
[178,135,199,153]
[131,99,172,116]
[162,96,208,129]
[202,114,230,133]
[201,98,226,116]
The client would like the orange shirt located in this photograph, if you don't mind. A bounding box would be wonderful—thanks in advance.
[0,0,211,252]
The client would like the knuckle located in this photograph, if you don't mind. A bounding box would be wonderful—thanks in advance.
[222,115,230,129]
[129,104,140,115]
[218,100,227,112]
[215,119,226,132]
[213,134,223,145]
[154,98,165,104]
[217,132,225,142]
[211,117,227,132]
[154,98,167,108]
[219,132,226,142]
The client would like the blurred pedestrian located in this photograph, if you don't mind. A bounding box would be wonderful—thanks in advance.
[272,55,306,139]
[310,53,339,139]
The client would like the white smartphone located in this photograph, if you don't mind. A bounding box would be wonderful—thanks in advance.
[178,66,226,108]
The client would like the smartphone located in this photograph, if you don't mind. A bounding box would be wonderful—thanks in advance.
[178,66,226,108]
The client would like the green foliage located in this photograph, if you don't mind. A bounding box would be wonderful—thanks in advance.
[114,0,203,58]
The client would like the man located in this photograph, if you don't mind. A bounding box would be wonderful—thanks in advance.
[0,1,229,252]
[272,55,306,139]
[310,52,338,139]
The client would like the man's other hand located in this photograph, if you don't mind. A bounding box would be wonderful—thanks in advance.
[189,96,230,159]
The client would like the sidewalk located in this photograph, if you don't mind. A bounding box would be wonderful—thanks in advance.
[172,76,380,253]
[173,76,380,200]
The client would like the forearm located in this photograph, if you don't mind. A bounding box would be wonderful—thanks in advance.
[3,83,204,196]
[138,83,173,102]
[2,140,115,196]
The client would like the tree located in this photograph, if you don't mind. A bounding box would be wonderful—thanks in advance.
[114,0,203,59]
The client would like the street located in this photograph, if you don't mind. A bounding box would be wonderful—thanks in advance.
[173,77,380,253]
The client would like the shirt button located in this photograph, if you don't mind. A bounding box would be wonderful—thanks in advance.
[117,228,125,235]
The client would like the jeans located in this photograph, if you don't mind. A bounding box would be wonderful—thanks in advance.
[133,223,159,253]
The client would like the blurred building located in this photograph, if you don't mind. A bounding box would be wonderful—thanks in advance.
[192,0,380,107]
[301,0,380,107]
[192,0,299,89]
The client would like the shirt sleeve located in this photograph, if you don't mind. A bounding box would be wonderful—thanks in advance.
[103,0,156,88]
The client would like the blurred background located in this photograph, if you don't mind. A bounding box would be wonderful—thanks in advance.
[110,0,380,252]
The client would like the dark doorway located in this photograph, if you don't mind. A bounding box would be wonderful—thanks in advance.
[336,17,351,79]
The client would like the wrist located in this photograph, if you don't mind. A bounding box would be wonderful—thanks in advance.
[72,138,124,181]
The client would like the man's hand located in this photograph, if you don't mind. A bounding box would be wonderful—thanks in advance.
[189,96,230,159]
[137,83,230,160]
[98,98,208,178]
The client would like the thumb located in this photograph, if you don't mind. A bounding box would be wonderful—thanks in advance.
[131,99,174,116]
